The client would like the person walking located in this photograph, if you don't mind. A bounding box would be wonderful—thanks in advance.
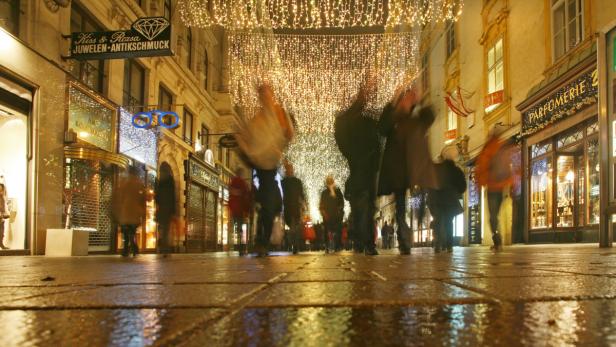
[335,83,381,255]
[235,84,294,257]
[155,166,176,255]
[113,167,146,257]
[0,184,9,250]
[428,147,466,253]
[476,128,514,251]
[378,87,438,255]
[380,221,391,249]
[229,168,251,255]
[319,175,345,252]
[281,162,306,254]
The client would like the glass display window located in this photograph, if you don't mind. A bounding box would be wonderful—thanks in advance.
[556,155,575,227]
[531,158,553,229]
[587,137,600,224]
[529,119,599,231]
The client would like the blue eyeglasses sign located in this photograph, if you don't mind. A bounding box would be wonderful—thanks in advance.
[131,110,180,129]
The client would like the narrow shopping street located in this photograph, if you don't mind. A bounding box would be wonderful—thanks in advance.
[1,245,616,346]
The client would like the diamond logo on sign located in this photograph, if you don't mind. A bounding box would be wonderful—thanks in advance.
[132,17,170,40]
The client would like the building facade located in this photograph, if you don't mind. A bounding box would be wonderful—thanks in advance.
[0,0,247,255]
[422,0,616,246]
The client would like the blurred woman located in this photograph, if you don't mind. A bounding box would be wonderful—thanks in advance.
[236,84,294,257]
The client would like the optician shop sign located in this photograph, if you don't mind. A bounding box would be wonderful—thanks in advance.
[70,17,172,60]
[522,68,598,136]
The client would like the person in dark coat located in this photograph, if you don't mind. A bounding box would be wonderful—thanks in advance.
[255,168,283,257]
[319,175,345,252]
[113,167,146,257]
[155,166,177,255]
[378,88,438,255]
[428,147,466,252]
[380,221,392,249]
[335,85,381,255]
[281,162,306,254]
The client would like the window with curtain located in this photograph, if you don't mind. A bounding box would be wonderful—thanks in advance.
[183,109,194,145]
[70,3,106,93]
[123,60,146,113]
[0,0,19,35]
[552,0,584,60]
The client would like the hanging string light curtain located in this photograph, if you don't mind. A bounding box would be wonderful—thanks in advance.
[179,0,464,30]
[228,30,421,220]
[228,31,421,132]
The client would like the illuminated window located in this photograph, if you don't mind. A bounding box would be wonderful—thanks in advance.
[552,0,584,60]
[183,109,194,145]
[447,108,457,131]
[487,38,504,94]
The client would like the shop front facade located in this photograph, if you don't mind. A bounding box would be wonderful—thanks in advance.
[64,82,129,252]
[185,155,219,252]
[518,51,599,243]
[116,108,159,253]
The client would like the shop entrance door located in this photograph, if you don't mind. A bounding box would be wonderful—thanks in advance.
[555,146,585,239]
[0,101,28,250]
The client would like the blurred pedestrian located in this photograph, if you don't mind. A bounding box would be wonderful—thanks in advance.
[476,127,514,251]
[229,168,251,255]
[428,147,466,253]
[381,221,392,249]
[235,84,294,257]
[378,87,438,255]
[335,82,381,255]
[282,161,306,254]
[155,166,176,255]
[0,183,9,250]
[113,167,146,257]
[319,175,345,252]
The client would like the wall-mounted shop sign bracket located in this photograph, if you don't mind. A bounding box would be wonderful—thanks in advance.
[131,110,179,129]
[65,17,172,60]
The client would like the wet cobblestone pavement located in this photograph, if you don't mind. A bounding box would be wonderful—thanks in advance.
[2,245,616,346]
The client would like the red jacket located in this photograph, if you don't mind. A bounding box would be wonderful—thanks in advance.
[229,176,250,218]
[476,136,514,192]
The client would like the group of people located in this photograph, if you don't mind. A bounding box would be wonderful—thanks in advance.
[110,79,513,258]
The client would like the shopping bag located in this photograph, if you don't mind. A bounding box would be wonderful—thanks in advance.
[270,217,284,245]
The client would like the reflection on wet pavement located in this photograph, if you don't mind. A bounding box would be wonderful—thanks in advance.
[1,246,616,345]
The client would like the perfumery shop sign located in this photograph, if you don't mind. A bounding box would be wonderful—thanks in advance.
[522,68,598,136]
[70,17,172,60]
[188,158,219,192]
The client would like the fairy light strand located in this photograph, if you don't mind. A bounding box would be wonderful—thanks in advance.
[178,0,464,30]
[229,31,421,220]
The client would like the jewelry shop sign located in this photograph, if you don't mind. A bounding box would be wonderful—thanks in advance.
[70,17,172,60]
[522,68,598,136]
